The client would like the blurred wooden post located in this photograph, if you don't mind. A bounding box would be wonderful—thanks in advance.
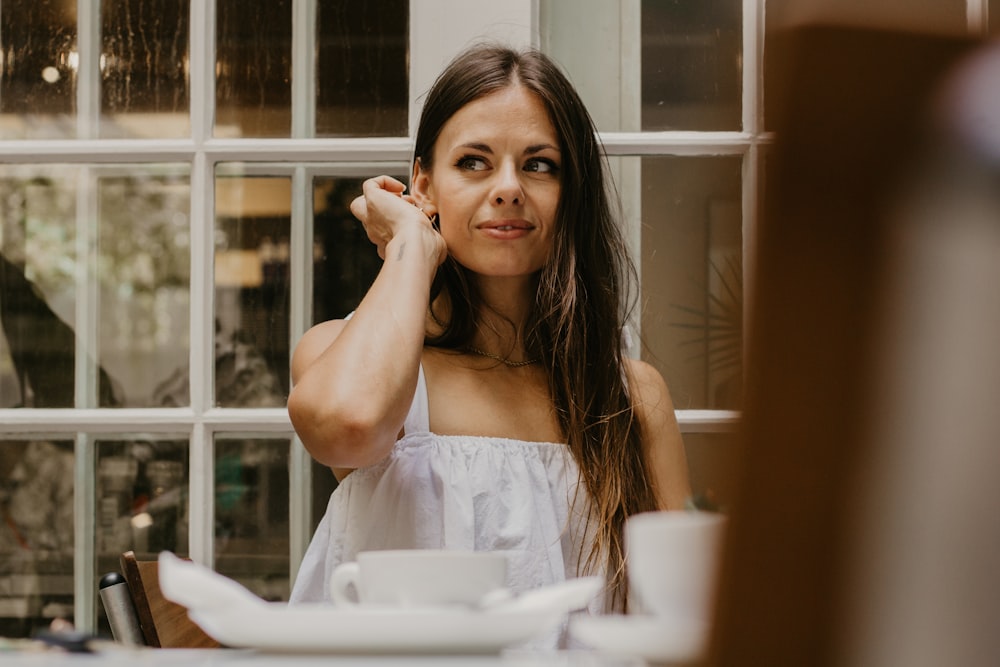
[708,26,976,667]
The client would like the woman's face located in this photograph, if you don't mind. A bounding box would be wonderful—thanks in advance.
[413,84,562,279]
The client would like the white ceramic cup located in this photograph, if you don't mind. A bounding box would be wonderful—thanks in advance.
[626,510,726,621]
[329,549,508,608]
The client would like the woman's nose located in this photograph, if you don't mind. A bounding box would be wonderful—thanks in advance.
[491,162,523,206]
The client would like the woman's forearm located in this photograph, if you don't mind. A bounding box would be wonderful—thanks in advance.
[288,228,440,468]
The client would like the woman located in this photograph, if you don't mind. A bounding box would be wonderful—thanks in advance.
[288,44,690,612]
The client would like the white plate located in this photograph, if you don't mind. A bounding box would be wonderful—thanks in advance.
[568,615,709,666]
[189,603,565,654]
[160,551,600,655]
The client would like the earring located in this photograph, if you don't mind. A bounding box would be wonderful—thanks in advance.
[431,214,440,231]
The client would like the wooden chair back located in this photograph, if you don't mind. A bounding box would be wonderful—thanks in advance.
[120,550,221,648]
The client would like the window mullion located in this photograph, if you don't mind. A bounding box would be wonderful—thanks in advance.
[677,409,741,433]
[187,145,214,566]
[71,162,99,630]
[288,166,313,583]
[76,0,100,139]
[745,0,763,135]
[601,131,754,156]
[289,0,319,576]
[73,433,96,633]
[189,0,214,144]
[742,0,766,418]
[72,0,101,621]
[186,0,216,567]
[189,422,215,566]
[617,2,642,358]
[291,0,317,138]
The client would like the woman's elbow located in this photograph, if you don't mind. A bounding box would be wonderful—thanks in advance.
[287,389,392,468]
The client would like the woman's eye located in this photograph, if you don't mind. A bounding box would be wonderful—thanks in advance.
[525,158,558,174]
[456,156,488,171]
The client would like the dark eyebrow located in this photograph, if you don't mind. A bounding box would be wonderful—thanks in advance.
[459,142,493,153]
[456,142,560,155]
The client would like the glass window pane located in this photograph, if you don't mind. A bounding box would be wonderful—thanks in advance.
[215,0,291,138]
[97,437,190,560]
[640,0,742,130]
[0,166,79,408]
[98,168,191,408]
[540,0,740,131]
[538,0,640,132]
[637,156,743,411]
[101,0,190,138]
[214,171,289,407]
[0,438,75,637]
[0,1,76,139]
[315,1,408,137]
[215,436,290,601]
[311,175,389,323]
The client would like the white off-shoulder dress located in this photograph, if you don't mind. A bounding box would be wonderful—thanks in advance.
[289,364,603,615]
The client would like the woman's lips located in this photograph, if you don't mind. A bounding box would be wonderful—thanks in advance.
[478,220,534,239]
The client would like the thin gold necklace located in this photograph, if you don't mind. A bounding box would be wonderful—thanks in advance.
[463,346,540,367]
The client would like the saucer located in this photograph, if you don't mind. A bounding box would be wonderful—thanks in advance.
[190,603,566,654]
[569,614,709,666]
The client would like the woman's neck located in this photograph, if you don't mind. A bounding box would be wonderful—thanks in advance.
[428,275,537,359]
[474,274,536,326]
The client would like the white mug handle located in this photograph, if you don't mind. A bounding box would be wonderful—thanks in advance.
[330,561,361,606]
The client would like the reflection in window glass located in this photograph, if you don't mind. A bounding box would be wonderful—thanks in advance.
[97,169,191,408]
[214,173,290,406]
[101,0,190,138]
[0,1,76,139]
[96,438,190,560]
[0,167,80,408]
[315,1,408,137]
[92,436,189,637]
[637,156,743,411]
[215,436,290,601]
[641,0,742,130]
[311,177,386,324]
[215,0,291,138]
[0,439,75,636]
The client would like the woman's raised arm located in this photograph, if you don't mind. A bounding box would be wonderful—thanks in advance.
[287,176,446,471]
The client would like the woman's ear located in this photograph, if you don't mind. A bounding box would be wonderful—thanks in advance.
[411,159,437,218]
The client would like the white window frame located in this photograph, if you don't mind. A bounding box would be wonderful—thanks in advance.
[0,0,990,633]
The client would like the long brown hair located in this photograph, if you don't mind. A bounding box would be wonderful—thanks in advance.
[413,44,660,608]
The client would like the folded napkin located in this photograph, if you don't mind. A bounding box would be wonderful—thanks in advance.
[157,551,268,612]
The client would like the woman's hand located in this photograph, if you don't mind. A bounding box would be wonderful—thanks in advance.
[350,175,447,266]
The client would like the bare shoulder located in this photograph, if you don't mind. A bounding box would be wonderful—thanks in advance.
[290,319,349,384]
[624,357,675,415]
[624,357,691,509]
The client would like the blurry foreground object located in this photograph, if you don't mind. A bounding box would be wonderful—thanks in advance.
[710,26,1000,667]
